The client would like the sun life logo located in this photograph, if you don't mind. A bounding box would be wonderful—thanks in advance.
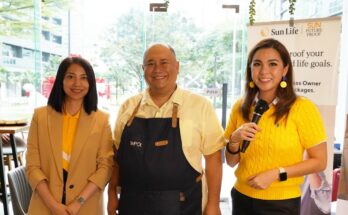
[260,27,269,37]
[306,22,322,37]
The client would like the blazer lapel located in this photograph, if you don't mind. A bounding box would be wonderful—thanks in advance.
[47,107,64,182]
[68,109,95,172]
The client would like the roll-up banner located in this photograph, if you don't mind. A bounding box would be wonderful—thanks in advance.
[247,16,341,214]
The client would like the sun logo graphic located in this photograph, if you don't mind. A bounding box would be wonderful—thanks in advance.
[260,27,269,37]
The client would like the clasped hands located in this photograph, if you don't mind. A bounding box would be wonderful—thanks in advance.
[49,201,81,215]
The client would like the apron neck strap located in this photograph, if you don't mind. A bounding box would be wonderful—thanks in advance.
[172,103,179,128]
[127,98,142,127]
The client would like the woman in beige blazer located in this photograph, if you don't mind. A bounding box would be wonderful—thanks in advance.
[26,56,114,215]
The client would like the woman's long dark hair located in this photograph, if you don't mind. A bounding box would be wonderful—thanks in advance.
[47,56,98,114]
[242,38,297,124]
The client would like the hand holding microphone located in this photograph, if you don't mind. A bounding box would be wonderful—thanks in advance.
[240,99,269,153]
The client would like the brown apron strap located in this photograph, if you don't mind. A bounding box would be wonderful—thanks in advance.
[127,98,142,127]
[172,103,178,128]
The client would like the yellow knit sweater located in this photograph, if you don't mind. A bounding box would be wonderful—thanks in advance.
[224,97,327,200]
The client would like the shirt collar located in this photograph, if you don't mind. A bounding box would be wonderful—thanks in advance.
[142,86,184,107]
[254,92,279,105]
[63,107,82,119]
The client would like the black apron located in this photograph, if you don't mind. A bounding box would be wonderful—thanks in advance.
[117,102,202,215]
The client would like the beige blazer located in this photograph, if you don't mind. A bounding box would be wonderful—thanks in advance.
[26,106,114,215]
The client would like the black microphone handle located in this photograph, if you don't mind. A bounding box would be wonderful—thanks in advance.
[240,113,262,153]
[251,113,262,124]
[240,140,249,153]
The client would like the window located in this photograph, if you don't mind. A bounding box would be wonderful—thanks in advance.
[23,48,34,58]
[2,43,11,56]
[42,30,50,41]
[52,18,62,25]
[42,52,50,62]
[52,35,62,44]
[329,0,342,15]
[10,44,22,58]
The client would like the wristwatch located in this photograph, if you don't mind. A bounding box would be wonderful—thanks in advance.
[76,196,86,206]
[278,167,287,181]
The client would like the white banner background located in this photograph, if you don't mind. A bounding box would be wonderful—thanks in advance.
[247,16,341,214]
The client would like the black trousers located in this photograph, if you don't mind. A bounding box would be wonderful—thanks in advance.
[231,188,301,215]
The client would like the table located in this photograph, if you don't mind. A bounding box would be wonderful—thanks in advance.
[0,124,29,215]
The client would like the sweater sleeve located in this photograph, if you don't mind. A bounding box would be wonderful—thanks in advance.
[293,97,327,149]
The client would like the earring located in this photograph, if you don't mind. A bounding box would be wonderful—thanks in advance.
[280,76,287,88]
[249,81,255,88]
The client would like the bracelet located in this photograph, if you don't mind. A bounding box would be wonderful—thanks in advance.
[226,142,240,154]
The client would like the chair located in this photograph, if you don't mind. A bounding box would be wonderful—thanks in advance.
[7,166,32,215]
[2,136,26,170]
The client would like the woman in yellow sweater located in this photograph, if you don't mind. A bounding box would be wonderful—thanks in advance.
[224,38,327,215]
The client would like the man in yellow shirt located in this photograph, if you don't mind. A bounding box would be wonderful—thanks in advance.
[107,43,225,215]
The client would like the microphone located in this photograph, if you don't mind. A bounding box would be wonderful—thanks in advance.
[240,99,269,153]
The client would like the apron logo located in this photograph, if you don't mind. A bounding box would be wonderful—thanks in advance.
[130,141,142,148]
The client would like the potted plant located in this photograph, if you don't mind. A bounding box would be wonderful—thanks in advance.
[249,0,297,25]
